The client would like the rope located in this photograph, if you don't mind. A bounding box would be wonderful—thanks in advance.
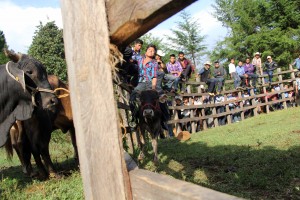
[6,61,19,81]
[53,87,70,99]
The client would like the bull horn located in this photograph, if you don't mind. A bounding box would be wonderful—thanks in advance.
[3,48,21,63]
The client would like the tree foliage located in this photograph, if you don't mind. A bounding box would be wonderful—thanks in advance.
[28,21,67,81]
[0,31,9,64]
[165,11,207,67]
[212,0,300,69]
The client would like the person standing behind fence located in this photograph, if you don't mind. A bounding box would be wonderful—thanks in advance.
[244,58,258,88]
[197,61,216,96]
[213,61,227,93]
[252,52,262,75]
[236,61,247,88]
[264,55,278,87]
[228,58,241,89]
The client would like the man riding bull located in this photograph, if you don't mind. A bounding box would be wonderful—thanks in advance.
[129,44,169,129]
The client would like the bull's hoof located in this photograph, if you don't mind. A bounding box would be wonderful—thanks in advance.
[138,152,145,160]
[153,157,159,165]
[49,172,63,179]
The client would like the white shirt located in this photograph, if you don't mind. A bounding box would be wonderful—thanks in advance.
[228,63,236,74]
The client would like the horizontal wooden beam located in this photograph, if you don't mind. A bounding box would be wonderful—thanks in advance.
[107,0,197,47]
[130,169,242,200]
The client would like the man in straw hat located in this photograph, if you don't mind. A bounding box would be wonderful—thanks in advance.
[197,61,216,96]
[252,52,262,75]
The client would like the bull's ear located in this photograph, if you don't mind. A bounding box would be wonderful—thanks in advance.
[0,101,34,147]
[8,62,26,91]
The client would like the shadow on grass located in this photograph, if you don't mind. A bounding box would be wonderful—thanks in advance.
[139,139,300,200]
[0,157,79,189]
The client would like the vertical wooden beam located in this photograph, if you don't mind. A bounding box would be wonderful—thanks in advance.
[61,1,131,199]
[277,68,287,109]
[224,95,231,124]
[250,89,258,116]
[238,91,244,120]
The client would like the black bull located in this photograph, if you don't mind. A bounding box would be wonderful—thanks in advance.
[0,54,57,148]
[136,90,163,163]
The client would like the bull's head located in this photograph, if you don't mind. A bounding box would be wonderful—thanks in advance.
[140,90,161,120]
[4,49,58,113]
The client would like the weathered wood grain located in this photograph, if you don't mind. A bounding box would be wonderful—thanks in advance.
[107,0,197,47]
[61,0,131,199]
[130,169,242,200]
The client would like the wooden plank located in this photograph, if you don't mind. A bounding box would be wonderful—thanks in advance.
[61,1,131,199]
[107,0,197,46]
[167,97,295,124]
[130,169,242,200]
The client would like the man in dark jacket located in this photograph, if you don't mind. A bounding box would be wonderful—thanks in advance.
[264,55,278,86]
[197,61,216,95]
[213,61,227,93]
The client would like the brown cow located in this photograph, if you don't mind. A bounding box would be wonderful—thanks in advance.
[5,75,77,178]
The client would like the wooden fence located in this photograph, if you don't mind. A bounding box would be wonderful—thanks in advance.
[169,66,298,134]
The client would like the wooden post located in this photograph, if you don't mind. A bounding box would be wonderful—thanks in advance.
[187,85,196,133]
[238,91,244,120]
[250,89,258,116]
[212,107,219,127]
[224,95,231,124]
[277,68,287,109]
[61,1,131,199]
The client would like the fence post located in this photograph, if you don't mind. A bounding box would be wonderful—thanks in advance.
[238,91,245,120]
[187,86,196,133]
[250,88,258,116]
[224,95,231,124]
[61,1,132,198]
[277,68,287,109]
[212,106,219,127]
[290,64,297,94]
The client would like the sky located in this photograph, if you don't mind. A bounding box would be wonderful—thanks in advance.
[0,0,227,63]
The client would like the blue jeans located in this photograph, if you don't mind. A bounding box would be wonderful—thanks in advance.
[215,77,225,92]
[232,72,241,88]
[266,70,274,83]
[164,74,180,90]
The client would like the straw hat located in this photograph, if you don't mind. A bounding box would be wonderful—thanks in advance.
[156,50,165,57]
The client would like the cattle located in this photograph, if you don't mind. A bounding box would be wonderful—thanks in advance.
[136,90,163,163]
[0,51,58,148]
[5,75,77,179]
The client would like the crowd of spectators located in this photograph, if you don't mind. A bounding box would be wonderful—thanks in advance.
[120,39,299,135]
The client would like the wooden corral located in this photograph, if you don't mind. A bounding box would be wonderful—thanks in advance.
[61,0,241,199]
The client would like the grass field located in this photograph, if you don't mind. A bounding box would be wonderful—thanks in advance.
[1,107,300,199]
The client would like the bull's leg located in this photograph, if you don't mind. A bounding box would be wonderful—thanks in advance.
[31,150,48,180]
[21,133,34,177]
[69,126,79,163]
[13,121,28,173]
[151,137,158,164]
[39,135,61,179]
[136,127,145,160]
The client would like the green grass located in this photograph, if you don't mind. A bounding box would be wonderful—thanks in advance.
[1,108,300,199]
[139,107,300,199]
[0,131,83,200]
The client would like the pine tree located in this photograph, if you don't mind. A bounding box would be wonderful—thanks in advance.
[28,21,67,81]
[166,11,207,67]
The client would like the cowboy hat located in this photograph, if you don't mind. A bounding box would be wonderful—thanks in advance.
[156,50,165,57]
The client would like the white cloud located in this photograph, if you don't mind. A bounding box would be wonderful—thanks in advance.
[0,1,62,53]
